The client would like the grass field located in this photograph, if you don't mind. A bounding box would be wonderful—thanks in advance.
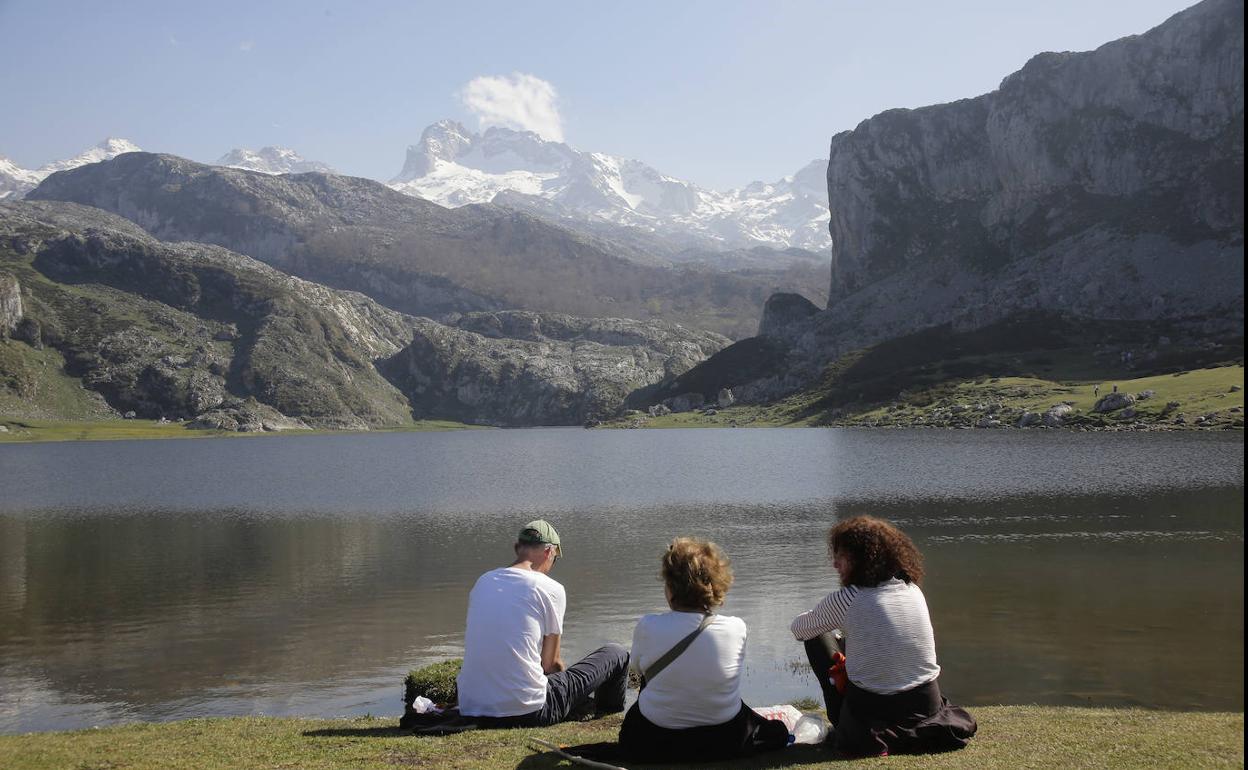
[609,364,1245,431]
[0,707,1241,769]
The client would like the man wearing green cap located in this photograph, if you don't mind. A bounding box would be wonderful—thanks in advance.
[456,519,630,726]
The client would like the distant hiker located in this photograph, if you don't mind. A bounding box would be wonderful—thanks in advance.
[456,519,629,726]
[619,538,788,762]
[791,516,976,756]
[1113,384,1119,394]
[1094,384,1100,399]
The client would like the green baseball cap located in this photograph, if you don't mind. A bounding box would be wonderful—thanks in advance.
[519,519,562,557]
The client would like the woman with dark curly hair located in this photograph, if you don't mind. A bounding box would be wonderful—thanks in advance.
[790,516,976,756]
[619,537,788,762]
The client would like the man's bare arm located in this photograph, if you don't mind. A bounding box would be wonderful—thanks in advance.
[541,634,565,674]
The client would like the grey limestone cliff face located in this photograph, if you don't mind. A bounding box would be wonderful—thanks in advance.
[0,272,21,336]
[818,0,1243,354]
[384,312,728,426]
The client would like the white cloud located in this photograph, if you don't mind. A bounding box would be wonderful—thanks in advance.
[459,73,564,142]
[238,40,255,52]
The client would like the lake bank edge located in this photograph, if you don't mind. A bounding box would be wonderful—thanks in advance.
[0,706,1242,769]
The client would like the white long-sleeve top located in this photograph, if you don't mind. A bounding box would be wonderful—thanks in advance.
[790,578,940,695]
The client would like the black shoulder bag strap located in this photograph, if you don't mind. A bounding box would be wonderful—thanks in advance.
[640,613,715,690]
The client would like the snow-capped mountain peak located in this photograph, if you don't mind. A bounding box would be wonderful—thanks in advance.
[37,138,142,176]
[1,138,142,199]
[389,120,831,253]
[216,147,335,175]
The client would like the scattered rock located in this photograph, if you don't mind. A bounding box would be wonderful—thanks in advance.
[1094,392,1136,413]
[1231,385,1242,393]
[1018,411,1041,428]
[648,404,671,417]
[1042,403,1074,427]
[1121,407,1137,419]
[717,387,735,408]
[1135,390,1155,401]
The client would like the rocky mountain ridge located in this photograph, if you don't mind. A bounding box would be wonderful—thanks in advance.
[0,138,141,200]
[0,200,727,427]
[390,120,832,256]
[29,152,811,338]
[216,147,336,175]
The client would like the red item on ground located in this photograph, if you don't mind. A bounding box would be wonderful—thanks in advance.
[828,651,848,695]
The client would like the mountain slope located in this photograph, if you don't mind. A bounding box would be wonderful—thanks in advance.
[390,120,832,254]
[29,153,806,337]
[1,201,726,427]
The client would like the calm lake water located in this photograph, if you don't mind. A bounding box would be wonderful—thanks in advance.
[0,428,1242,733]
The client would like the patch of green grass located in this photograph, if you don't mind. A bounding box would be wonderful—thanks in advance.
[404,659,462,706]
[0,339,113,419]
[0,707,1240,769]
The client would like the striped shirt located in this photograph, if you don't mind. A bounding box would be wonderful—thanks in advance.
[790,578,940,695]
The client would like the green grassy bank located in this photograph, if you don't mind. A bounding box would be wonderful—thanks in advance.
[611,364,1245,431]
[0,707,1241,769]
[0,416,479,443]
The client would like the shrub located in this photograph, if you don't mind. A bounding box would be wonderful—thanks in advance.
[404,659,462,707]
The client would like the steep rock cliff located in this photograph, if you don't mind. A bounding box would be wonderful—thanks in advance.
[817,0,1243,354]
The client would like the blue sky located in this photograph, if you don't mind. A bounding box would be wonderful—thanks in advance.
[0,0,1199,189]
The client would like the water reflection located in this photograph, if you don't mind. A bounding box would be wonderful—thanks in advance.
[0,429,1242,732]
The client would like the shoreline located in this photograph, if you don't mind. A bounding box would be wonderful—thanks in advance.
[0,417,483,444]
[0,707,1242,769]
[603,365,1246,433]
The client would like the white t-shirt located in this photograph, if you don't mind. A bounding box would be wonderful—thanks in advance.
[456,566,567,717]
[630,611,747,729]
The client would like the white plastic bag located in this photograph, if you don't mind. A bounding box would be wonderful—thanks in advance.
[790,713,830,745]
[751,704,829,746]
[412,695,442,714]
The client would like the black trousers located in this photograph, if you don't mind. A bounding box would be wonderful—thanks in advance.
[471,643,630,728]
[802,632,976,755]
[618,700,789,763]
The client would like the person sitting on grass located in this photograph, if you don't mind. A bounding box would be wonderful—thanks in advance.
[791,515,976,756]
[455,519,630,727]
[619,537,789,762]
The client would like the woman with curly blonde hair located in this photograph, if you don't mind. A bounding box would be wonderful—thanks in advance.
[619,537,787,762]
[791,516,976,756]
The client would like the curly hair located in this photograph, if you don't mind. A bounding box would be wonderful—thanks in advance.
[829,516,925,587]
[661,537,734,611]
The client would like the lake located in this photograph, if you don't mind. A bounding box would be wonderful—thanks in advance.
[0,427,1242,733]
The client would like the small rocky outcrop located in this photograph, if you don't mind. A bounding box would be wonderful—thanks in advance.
[1042,403,1075,427]
[758,292,820,341]
[1094,392,1137,413]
